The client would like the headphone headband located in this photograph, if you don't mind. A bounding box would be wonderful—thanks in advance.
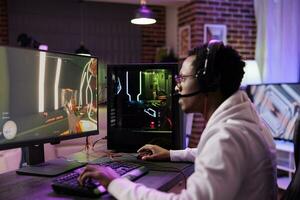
[195,40,224,93]
[202,40,224,74]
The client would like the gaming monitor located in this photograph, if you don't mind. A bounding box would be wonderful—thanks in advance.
[246,83,300,141]
[107,63,182,152]
[0,45,98,175]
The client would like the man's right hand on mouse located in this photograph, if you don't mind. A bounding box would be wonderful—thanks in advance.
[137,144,170,161]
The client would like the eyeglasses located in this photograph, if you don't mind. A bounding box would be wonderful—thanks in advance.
[174,74,198,84]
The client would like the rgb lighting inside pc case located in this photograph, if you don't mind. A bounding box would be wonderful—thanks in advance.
[107,63,181,152]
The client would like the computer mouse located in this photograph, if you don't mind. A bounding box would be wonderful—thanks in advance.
[137,149,153,160]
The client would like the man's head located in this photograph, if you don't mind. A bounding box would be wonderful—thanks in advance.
[175,41,245,114]
[189,40,245,98]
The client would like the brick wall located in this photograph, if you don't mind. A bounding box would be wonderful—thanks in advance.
[178,0,256,60]
[0,0,8,45]
[179,0,256,147]
[140,6,166,63]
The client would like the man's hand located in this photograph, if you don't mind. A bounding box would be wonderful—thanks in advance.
[137,144,170,161]
[78,165,120,188]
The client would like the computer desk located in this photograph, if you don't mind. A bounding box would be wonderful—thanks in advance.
[0,149,194,200]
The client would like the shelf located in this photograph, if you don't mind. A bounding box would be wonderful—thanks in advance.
[277,165,295,173]
[275,140,294,152]
[274,139,295,190]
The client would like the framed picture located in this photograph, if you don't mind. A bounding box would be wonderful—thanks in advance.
[178,25,191,59]
[204,24,227,44]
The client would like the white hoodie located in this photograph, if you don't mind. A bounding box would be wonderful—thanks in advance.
[108,91,278,200]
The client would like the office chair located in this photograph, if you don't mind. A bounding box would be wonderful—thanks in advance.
[282,120,300,200]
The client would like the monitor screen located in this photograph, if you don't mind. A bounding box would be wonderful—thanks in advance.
[107,63,181,152]
[246,83,300,141]
[0,45,98,151]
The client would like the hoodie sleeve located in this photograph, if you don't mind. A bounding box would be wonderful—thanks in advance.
[170,148,197,162]
[108,126,247,200]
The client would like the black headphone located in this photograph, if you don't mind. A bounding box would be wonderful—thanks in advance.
[195,40,224,93]
[175,40,224,98]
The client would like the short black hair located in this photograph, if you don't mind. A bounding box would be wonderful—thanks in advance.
[189,43,245,99]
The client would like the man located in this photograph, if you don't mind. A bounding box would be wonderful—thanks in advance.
[78,40,278,200]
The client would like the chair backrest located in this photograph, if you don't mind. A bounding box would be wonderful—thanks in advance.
[282,120,300,200]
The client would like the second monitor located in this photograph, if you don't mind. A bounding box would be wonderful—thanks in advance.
[246,83,300,142]
[107,63,181,152]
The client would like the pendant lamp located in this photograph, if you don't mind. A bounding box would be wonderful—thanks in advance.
[131,0,156,25]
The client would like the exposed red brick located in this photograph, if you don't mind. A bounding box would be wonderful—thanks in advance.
[0,0,8,45]
[179,0,256,146]
[178,0,256,60]
[140,6,166,63]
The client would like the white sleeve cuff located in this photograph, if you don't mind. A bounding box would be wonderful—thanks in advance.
[170,149,188,161]
[108,178,135,199]
[170,148,197,162]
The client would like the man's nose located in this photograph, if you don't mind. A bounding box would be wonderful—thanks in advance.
[175,84,182,92]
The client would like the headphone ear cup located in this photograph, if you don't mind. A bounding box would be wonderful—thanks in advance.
[195,71,207,93]
[198,78,207,93]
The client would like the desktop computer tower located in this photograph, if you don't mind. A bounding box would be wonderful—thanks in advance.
[107,63,184,152]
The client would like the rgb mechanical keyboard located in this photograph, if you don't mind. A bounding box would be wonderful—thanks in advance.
[52,161,148,197]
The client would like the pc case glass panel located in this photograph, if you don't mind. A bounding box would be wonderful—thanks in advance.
[112,69,172,130]
[107,64,178,151]
[0,46,98,149]
[247,83,300,141]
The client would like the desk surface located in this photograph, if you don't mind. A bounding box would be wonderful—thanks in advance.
[0,154,194,200]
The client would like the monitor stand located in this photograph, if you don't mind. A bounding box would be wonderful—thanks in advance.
[16,144,85,177]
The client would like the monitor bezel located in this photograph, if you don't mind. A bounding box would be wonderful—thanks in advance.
[0,45,99,151]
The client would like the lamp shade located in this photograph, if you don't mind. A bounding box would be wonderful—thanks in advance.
[38,44,48,51]
[241,60,262,86]
[131,5,156,25]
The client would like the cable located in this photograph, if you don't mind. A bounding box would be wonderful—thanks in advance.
[85,136,91,151]
[92,136,107,148]
[74,136,93,154]
[82,136,124,160]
